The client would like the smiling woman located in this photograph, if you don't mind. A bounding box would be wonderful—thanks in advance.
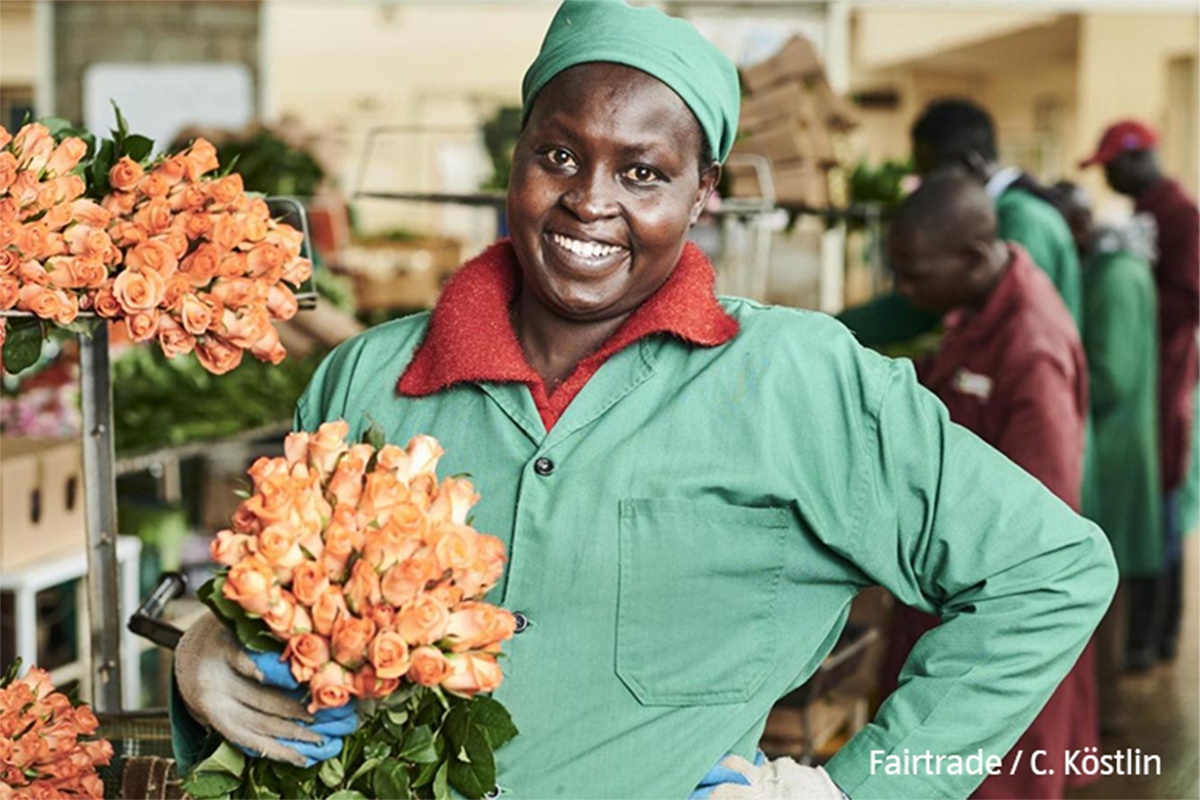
[169,2,1119,798]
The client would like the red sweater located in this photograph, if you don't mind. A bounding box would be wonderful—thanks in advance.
[397,239,738,430]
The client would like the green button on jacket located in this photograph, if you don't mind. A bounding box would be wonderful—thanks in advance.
[287,298,1116,798]
[173,299,1116,798]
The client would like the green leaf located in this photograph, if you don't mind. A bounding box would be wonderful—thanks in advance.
[444,706,497,800]
[326,792,369,800]
[412,754,441,789]
[40,117,75,137]
[219,153,241,178]
[364,739,392,761]
[111,100,130,143]
[2,319,46,375]
[207,741,248,776]
[386,708,409,727]
[399,725,438,763]
[124,134,154,162]
[364,419,387,451]
[433,762,450,800]
[319,757,345,789]
[180,770,240,799]
[372,760,411,799]
[470,696,519,750]
[199,575,283,653]
[346,756,384,788]
[1,657,21,689]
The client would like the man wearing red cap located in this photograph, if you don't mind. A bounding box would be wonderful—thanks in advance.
[1082,119,1199,669]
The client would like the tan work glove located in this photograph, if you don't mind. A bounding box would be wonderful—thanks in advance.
[174,610,329,767]
[708,754,846,799]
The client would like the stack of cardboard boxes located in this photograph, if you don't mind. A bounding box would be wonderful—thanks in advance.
[728,36,858,209]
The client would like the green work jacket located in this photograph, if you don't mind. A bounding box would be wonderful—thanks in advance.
[838,186,1083,345]
[277,298,1114,798]
[1083,247,1163,575]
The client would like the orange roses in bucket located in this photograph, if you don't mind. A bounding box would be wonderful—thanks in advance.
[0,660,114,799]
[187,422,519,799]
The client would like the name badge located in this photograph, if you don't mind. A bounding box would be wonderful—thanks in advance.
[953,369,993,400]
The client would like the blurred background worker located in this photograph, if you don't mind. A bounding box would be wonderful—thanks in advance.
[1081,121,1200,671]
[838,98,1082,347]
[877,171,1096,800]
[1052,180,1161,734]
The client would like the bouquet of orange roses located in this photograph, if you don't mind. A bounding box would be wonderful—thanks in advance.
[183,422,518,800]
[1,108,312,377]
[0,659,114,799]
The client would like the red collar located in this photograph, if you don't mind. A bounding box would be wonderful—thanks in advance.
[397,239,739,429]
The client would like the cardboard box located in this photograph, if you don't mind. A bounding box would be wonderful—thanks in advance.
[740,35,825,94]
[728,161,829,208]
[1,437,86,570]
[733,117,815,166]
[811,75,860,131]
[338,236,464,311]
[740,81,816,134]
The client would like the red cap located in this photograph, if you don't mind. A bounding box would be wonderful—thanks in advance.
[1079,120,1159,168]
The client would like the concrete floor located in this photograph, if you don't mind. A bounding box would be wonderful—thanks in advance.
[1069,535,1199,800]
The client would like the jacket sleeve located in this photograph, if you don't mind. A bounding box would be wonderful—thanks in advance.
[836,293,941,348]
[998,196,1083,327]
[821,355,1116,799]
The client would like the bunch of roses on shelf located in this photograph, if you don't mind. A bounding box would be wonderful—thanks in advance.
[185,421,519,800]
[0,109,312,376]
[0,659,114,799]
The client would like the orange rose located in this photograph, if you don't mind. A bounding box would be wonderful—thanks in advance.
[247,243,286,281]
[330,616,376,670]
[186,138,220,179]
[92,284,122,318]
[0,249,17,275]
[135,198,174,234]
[0,125,10,149]
[396,594,451,647]
[352,663,400,700]
[321,511,361,581]
[173,183,209,212]
[157,229,189,260]
[161,273,193,310]
[266,283,298,321]
[112,268,165,314]
[284,633,331,684]
[195,335,243,375]
[18,221,51,260]
[180,244,220,286]
[218,251,248,279]
[70,198,112,228]
[18,258,50,286]
[57,173,86,203]
[369,604,397,631]
[44,137,88,177]
[223,555,279,617]
[180,210,214,240]
[0,152,16,193]
[343,559,382,615]
[208,173,244,207]
[258,523,306,582]
[9,171,39,207]
[282,256,314,287]
[16,283,63,320]
[368,629,411,680]
[20,133,54,174]
[311,586,349,637]
[406,646,450,687]
[215,306,272,349]
[444,602,516,653]
[210,214,246,251]
[78,257,109,288]
[126,240,179,278]
[363,512,424,574]
[441,652,503,697]
[242,212,269,244]
[431,523,478,575]
[124,309,160,343]
[429,477,480,527]
[102,189,138,217]
[428,581,465,609]
[307,420,350,475]
[307,662,355,713]
[12,122,50,156]
[380,551,442,609]
[210,528,254,567]
[291,561,329,608]
[250,324,287,365]
[108,157,145,192]
[325,447,369,509]
[0,197,18,221]
[108,219,148,247]
[0,274,18,310]
[43,201,74,232]
[64,224,113,259]
[138,172,170,199]
[263,591,302,638]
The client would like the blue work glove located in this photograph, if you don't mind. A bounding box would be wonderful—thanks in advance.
[690,750,766,798]
[175,611,359,767]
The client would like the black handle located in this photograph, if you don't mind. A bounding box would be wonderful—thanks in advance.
[128,571,187,650]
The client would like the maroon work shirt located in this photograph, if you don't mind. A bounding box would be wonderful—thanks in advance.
[1137,178,1200,491]
[883,245,1096,799]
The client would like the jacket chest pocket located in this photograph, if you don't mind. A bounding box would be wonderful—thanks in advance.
[616,498,788,706]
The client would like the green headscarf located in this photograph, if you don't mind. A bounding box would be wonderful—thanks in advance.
[521,0,741,164]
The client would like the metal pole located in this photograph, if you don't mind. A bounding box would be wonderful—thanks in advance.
[79,325,122,713]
